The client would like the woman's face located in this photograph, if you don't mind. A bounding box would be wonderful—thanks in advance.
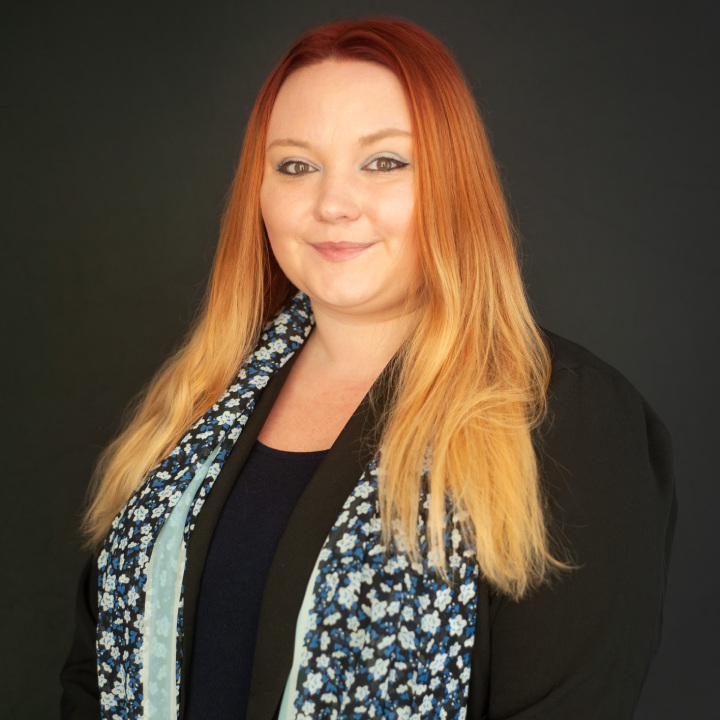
[260,60,419,324]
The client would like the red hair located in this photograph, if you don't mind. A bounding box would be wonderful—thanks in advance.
[218,17,514,325]
[85,18,558,597]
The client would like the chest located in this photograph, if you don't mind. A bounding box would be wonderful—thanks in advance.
[258,360,375,451]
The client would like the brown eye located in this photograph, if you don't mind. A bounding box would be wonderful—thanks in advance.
[364,156,409,172]
[277,160,316,175]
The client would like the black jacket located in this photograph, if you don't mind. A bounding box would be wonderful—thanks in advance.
[61,331,677,719]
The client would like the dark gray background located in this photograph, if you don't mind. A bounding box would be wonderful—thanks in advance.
[1,1,718,717]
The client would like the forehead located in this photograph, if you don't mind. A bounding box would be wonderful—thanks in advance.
[266,60,412,141]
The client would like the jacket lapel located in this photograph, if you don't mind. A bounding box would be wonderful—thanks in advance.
[179,350,387,720]
[247,390,383,720]
[179,352,298,718]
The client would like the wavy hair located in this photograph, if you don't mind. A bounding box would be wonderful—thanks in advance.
[84,17,558,598]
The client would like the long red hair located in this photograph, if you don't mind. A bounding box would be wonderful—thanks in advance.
[85,18,557,597]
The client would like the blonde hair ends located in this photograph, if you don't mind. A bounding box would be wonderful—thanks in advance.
[84,18,561,598]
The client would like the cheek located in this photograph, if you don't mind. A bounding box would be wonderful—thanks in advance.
[380,187,415,244]
[261,183,306,244]
[261,189,300,285]
[259,183,280,239]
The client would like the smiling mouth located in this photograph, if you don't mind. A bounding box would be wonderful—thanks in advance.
[310,242,375,262]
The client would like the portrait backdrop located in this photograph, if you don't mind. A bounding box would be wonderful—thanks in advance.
[1,1,718,717]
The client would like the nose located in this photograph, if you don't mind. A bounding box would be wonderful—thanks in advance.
[313,171,361,223]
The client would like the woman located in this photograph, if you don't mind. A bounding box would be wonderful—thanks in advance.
[61,17,676,720]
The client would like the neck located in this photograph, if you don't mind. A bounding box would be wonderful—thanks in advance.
[304,302,417,383]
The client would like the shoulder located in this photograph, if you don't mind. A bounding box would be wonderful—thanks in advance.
[477,331,677,719]
[544,327,640,388]
[540,328,665,442]
[536,328,675,553]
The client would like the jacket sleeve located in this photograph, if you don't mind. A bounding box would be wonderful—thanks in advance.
[60,555,101,719]
[474,363,677,720]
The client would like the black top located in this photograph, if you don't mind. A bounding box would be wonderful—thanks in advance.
[60,331,677,720]
[186,441,328,720]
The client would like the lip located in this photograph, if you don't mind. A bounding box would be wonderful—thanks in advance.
[309,241,375,262]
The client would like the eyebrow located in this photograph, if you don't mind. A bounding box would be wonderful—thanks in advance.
[358,127,412,147]
[265,138,312,152]
[265,128,412,152]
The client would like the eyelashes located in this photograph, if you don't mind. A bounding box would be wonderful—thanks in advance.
[275,154,409,176]
[362,156,409,172]
[275,159,319,176]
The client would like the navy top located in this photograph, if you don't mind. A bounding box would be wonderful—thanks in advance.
[185,441,328,720]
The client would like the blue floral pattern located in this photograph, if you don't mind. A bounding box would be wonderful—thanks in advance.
[290,462,478,720]
[97,293,313,718]
[96,291,479,720]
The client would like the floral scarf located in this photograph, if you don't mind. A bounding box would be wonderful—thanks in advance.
[96,292,479,719]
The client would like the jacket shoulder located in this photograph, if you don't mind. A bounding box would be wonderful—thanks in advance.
[540,328,658,416]
[479,330,677,720]
[542,328,630,381]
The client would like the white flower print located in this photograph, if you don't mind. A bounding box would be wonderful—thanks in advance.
[304,672,323,695]
[249,375,269,389]
[448,614,467,637]
[369,599,388,621]
[429,652,448,675]
[349,629,366,649]
[355,481,373,499]
[355,501,373,516]
[323,571,340,594]
[99,629,114,649]
[419,695,434,714]
[360,564,375,584]
[377,633,395,651]
[421,610,441,635]
[157,485,174,501]
[337,585,359,609]
[368,658,389,679]
[100,692,116,710]
[299,645,312,667]
[337,532,358,554]
[417,594,431,611]
[458,581,475,604]
[100,592,114,612]
[434,587,452,612]
[398,625,416,650]
[385,555,409,573]
[97,294,479,720]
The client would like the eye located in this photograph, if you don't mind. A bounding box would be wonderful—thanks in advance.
[276,159,318,176]
[363,155,409,172]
